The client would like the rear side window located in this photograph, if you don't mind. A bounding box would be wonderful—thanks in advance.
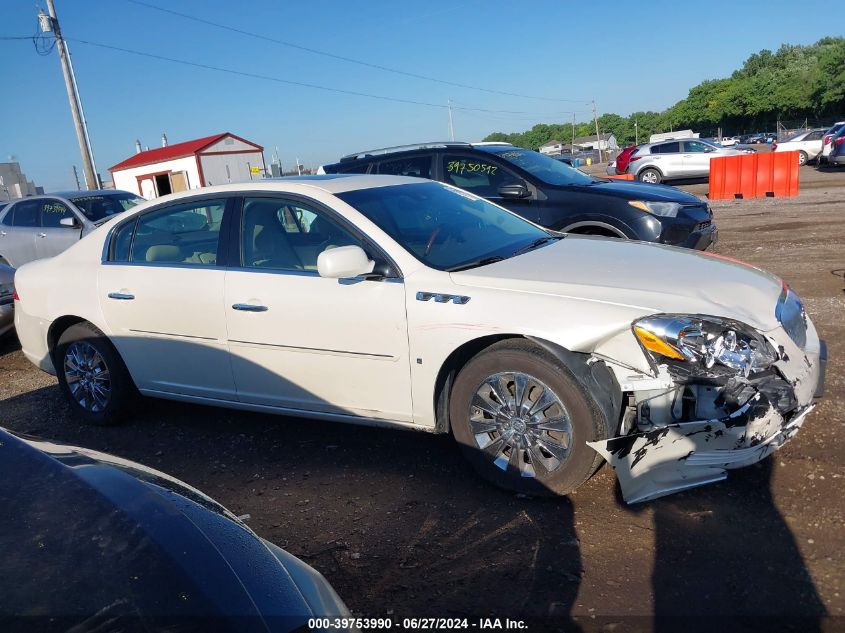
[377,155,432,178]
[129,199,226,266]
[110,219,137,262]
[336,162,370,174]
[652,142,680,154]
[6,200,39,227]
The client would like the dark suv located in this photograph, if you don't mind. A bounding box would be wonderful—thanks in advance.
[320,142,716,250]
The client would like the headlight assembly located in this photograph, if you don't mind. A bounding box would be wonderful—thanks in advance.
[628,200,682,218]
[633,315,778,378]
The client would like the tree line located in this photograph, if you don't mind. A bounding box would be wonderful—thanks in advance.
[483,37,845,149]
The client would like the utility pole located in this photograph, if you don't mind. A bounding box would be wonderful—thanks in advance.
[42,0,98,189]
[72,165,80,190]
[571,112,576,155]
[592,99,603,163]
[448,98,455,142]
[634,119,638,145]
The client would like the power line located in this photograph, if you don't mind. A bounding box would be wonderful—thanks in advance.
[123,0,588,104]
[61,37,571,116]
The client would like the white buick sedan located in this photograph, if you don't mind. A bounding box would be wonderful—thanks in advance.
[14,176,826,502]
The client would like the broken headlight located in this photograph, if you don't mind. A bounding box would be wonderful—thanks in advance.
[628,200,682,217]
[633,315,778,378]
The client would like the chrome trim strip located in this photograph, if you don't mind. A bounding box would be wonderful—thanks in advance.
[128,329,217,341]
[102,261,226,271]
[232,303,268,312]
[228,339,394,359]
[107,292,134,300]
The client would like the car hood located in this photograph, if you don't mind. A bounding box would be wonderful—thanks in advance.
[450,237,783,332]
[570,179,704,204]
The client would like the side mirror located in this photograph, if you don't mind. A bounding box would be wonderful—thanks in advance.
[498,183,530,199]
[317,245,375,279]
[59,217,80,228]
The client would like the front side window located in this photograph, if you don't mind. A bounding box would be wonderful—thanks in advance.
[129,199,226,265]
[8,200,39,227]
[442,155,522,197]
[39,199,75,228]
[241,197,363,272]
[377,155,432,178]
[69,193,145,222]
[684,141,711,153]
[337,181,551,271]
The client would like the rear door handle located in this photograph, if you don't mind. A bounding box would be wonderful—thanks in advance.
[232,303,268,312]
[108,292,135,300]
[0,231,6,236]
[38,232,47,238]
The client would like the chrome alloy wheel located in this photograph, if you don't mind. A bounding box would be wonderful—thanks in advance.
[641,170,659,183]
[469,372,573,478]
[64,341,111,412]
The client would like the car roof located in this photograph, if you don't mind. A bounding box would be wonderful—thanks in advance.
[51,189,136,198]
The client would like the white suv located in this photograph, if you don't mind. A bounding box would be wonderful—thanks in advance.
[13,176,826,503]
[628,139,750,183]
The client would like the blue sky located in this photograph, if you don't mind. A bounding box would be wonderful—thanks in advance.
[1,0,841,191]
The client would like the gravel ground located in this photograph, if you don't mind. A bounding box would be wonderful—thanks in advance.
[1,166,843,630]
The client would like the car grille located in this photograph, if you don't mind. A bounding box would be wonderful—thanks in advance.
[695,220,712,231]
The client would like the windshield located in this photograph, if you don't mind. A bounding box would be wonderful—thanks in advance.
[69,192,145,221]
[489,148,595,186]
[336,181,553,271]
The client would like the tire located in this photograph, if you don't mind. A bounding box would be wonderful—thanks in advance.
[449,340,609,496]
[54,322,134,425]
[638,168,662,184]
[798,151,808,166]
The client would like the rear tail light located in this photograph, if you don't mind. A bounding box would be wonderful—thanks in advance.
[13,288,19,302]
[823,135,832,145]
[835,137,845,146]
[629,156,642,162]
[772,143,777,151]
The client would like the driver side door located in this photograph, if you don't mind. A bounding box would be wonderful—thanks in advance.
[34,198,83,260]
[681,140,713,178]
[224,195,413,422]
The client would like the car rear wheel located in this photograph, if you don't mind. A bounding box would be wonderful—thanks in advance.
[449,340,607,496]
[55,322,134,426]
[638,168,662,184]
[797,151,808,166]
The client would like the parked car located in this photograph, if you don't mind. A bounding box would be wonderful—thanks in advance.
[612,145,639,175]
[718,136,739,147]
[13,177,825,503]
[821,121,845,163]
[554,156,573,166]
[773,129,826,165]
[321,142,716,249]
[627,138,751,184]
[740,133,766,144]
[828,126,845,166]
[0,189,144,268]
[0,263,13,337]
[0,426,351,629]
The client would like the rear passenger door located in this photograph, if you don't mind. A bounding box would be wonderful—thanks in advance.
[34,198,83,260]
[649,142,682,178]
[98,196,238,400]
[0,199,39,267]
[440,154,538,222]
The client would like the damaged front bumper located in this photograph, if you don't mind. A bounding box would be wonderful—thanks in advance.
[589,326,825,504]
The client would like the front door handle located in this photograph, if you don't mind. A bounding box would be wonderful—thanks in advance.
[38,232,47,238]
[108,292,135,300]
[0,231,6,236]
[232,303,268,312]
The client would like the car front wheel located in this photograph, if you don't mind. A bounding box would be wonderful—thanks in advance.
[55,322,134,425]
[449,340,608,496]
[798,150,808,166]
[638,168,662,184]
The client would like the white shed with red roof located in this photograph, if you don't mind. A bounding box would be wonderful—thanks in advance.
[109,133,265,199]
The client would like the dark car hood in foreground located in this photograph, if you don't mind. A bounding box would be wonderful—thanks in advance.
[567,179,704,204]
[0,429,318,632]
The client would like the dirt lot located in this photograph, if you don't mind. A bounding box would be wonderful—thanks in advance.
[1,167,844,630]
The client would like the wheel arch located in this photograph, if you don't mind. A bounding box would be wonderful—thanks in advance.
[432,334,623,437]
[47,315,89,358]
[636,164,664,178]
[558,221,628,238]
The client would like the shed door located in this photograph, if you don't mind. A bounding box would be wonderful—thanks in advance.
[171,171,188,192]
